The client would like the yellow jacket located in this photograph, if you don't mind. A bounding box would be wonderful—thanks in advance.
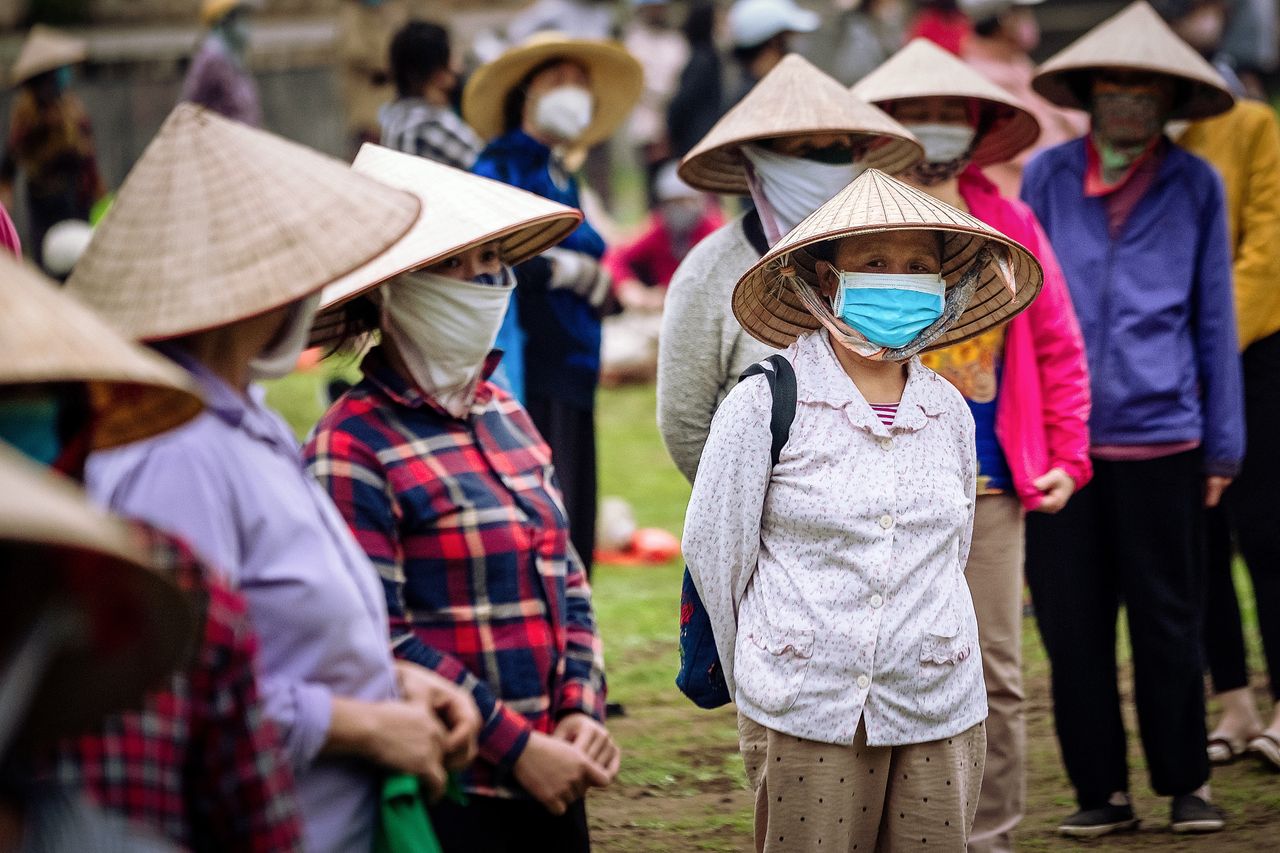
[1179,100,1280,350]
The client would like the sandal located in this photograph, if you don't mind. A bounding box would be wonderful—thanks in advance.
[1207,734,1248,765]
[1247,732,1280,771]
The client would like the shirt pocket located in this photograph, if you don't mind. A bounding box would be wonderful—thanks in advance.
[916,613,976,709]
[733,625,815,715]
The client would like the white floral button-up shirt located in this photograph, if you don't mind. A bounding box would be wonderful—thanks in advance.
[683,331,987,747]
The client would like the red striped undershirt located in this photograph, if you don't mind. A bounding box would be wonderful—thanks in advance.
[870,403,899,428]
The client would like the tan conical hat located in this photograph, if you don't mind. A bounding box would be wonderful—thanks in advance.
[680,54,923,195]
[852,39,1041,167]
[0,254,203,449]
[733,169,1043,350]
[10,25,87,88]
[309,143,583,349]
[64,104,420,342]
[1032,0,1233,121]
[0,443,197,745]
[462,32,643,151]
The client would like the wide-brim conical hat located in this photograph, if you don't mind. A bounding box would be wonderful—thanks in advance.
[462,32,643,150]
[852,39,1041,167]
[64,104,420,342]
[0,443,197,745]
[10,25,87,88]
[309,143,583,349]
[0,254,203,449]
[1032,0,1233,121]
[680,54,923,194]
[733,169,1044,350]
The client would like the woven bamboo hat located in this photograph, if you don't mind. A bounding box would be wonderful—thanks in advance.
[462,32,643,150]
[0,443,197,745]
[309,143,583,349]
[0,254,203,449]
[680,54,923,195]
[733,169,1043,350]
[201,0,258,26]
[1032,0,1233,121]
[852,39,1041,167]
[64,104,420,342]
[10,25,87,88]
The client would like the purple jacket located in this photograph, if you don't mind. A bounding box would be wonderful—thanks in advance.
[1021,138,1244,477]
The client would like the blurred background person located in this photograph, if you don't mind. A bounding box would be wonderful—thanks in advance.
[181,0,262,127]
[725,0,819,109]
[666,1,723,160]
[959,0,1088,195]
[382,19,483,170]
[507,0,620,42]
[1,25,104,271]
[806,0,910,87]
[1157,0,1280,773]
[1220,0,1278,99]
[908,0,973,55]
[338,0,409,154]
[622,0,688,203]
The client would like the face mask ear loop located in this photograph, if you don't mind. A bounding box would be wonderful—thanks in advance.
[744,159,786,247]
[779,257,887,359]
[880,246,990,359]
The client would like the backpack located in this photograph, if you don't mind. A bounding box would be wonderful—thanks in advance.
[676,354,797,709]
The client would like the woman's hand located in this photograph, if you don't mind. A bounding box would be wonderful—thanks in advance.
[1204,475,1232,508]
[328,697,449,800]
[513,730,612,816]
[394,661,481,771]
[553,713,621,781]
[1032,467,1076,514]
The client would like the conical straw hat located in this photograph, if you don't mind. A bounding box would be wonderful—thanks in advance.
[0,254,203,449]
[462,32,643,150]
[64,104,420,342]
[680,54,923,194]
[0,443,196,745]
[1032,0,1233,121]
[852,39,1041,167]
[309,143,583,349]
[733,169,1044,350]
[10,25,87,88]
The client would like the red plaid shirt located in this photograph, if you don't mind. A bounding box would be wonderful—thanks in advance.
[49,525,303,851]
[304,348,607,798]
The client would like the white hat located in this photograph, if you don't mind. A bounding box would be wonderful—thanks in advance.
[958,0,1044,22]
[728,0,820,50]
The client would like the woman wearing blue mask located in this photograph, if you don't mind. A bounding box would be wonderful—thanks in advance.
[305,146,619,853]
[683,168,1043,853]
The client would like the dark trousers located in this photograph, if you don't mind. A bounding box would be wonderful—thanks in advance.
[524,394,598,578]
[1025,451,1209,808]
[1204,330,1280,700]
[429,796,589,853]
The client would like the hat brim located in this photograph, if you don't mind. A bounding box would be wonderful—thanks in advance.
[1032,65,1234,121]
[872,95,1041,167]
[462,37,643,149]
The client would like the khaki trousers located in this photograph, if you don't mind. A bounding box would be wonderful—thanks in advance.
[963,494,1026,853]
[739,715,986,852]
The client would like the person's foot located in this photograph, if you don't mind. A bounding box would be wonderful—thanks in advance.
[1247,730,1280,771]
[1057,803,1140,838]
[1170,794,1225,833]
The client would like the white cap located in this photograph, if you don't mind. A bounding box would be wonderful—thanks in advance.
[42,219,93,278]
[728,0,820,49]
[958,0,1044,23]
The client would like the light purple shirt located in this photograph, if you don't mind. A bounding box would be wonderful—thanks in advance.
[85,347,395,853]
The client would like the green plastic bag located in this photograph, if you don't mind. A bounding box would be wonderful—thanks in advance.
[375,774,443,853]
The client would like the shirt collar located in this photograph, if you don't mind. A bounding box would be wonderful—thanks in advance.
[1084,133,1166,197]
[794,332,947,436]
[359,345,500,419]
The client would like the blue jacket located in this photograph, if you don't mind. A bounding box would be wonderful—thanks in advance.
[474,130,606,411]
[1021,138,1244,476]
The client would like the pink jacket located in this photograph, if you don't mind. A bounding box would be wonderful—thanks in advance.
[959,167,1093,510]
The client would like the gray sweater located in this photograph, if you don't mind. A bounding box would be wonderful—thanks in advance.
[657,211,774,483]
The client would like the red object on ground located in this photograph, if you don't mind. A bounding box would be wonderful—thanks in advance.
[596,527,682,566]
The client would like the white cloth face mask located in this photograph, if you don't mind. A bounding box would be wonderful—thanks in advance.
[742,144,864,240]
[904,122,977,164]
[249,292,321,381]
[534,85,594,144]
[379,266,515,418]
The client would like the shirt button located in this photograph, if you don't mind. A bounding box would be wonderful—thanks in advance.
[857,675,870,689]
[870,594,884,609]
[879,514,894,530]
[878,437,892,450]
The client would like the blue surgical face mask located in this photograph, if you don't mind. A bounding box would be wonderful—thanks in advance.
[833,271,946,349]
[53,66,72,93]
[0,396,63,466]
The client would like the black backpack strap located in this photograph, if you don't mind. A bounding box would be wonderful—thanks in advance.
[737,354,797,467]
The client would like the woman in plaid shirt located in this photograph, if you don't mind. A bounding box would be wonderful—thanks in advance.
[305,146,617,853]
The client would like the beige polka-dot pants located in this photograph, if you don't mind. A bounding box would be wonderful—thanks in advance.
[738,715,986,852]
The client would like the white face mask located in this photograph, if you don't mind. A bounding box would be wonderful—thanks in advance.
[533,85,594,144]
[249,292,321,381]
[742,144,864,242]
[904,122,977,164]
[379,266,515,417]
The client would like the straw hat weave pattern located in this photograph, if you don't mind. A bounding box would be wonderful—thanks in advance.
[65,104,420,342]
[733,169,1043,350]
